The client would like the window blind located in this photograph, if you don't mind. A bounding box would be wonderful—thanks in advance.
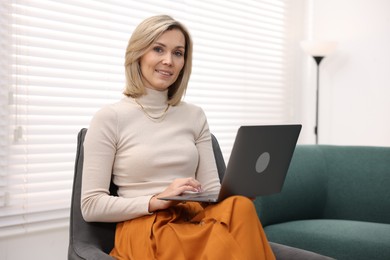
[0,0,293,236]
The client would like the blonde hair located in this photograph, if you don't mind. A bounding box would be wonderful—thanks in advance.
[123,15,193,106]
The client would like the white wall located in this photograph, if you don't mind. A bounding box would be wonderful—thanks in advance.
[299,0,390,145]
[2,1,390,259]
[0,227,68,260]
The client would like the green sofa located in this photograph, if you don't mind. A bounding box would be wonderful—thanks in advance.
[255,145,390,260]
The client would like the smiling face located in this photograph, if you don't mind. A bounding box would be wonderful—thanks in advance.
[139,29,186,91]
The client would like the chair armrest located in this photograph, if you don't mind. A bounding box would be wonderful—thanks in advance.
[270,242,335,260]
[69,242,115,260]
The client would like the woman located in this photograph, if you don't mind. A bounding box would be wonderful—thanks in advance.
[81,15,275,260]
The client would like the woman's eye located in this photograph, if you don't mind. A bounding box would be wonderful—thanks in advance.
[153,46,163,53]
[174,51,184,57]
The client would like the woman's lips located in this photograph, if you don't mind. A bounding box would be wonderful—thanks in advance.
[156,69,173,76]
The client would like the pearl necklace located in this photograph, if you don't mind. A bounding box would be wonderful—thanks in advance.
[134,98,170,122]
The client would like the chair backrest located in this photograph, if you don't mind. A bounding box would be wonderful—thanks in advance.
[211,133,226,181]
[68,128,226,259]
[68,128,117,259]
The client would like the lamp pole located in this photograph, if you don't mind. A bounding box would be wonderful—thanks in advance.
[313,56,324,144]
[300,40,337,145]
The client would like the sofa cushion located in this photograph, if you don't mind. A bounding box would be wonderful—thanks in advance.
[264,219,390,260]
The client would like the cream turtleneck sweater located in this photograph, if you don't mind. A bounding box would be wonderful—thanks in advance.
[81,88,221,222]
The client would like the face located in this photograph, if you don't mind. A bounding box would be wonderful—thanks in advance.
[139,29,186,91]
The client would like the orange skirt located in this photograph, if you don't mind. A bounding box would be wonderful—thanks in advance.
[110,196,275,260]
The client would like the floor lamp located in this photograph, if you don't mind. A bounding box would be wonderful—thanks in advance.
[301,41,337,144]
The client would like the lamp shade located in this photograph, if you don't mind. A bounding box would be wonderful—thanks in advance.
[300,41,337,56]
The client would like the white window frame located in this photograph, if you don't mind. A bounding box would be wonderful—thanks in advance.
[0,0,294,237]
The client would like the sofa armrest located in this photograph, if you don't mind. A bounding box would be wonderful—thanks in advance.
[321,145,390,223]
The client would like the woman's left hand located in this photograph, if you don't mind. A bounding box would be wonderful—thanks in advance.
[148,177,202,212]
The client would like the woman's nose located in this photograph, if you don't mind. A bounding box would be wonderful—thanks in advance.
[162,53,173,66]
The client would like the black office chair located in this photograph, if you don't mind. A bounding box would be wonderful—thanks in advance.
[68,128,333,260]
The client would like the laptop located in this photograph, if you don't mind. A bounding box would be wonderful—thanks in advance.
[159,124,302,203]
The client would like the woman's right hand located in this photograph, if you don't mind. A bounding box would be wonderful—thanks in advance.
[148,177,202,213]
